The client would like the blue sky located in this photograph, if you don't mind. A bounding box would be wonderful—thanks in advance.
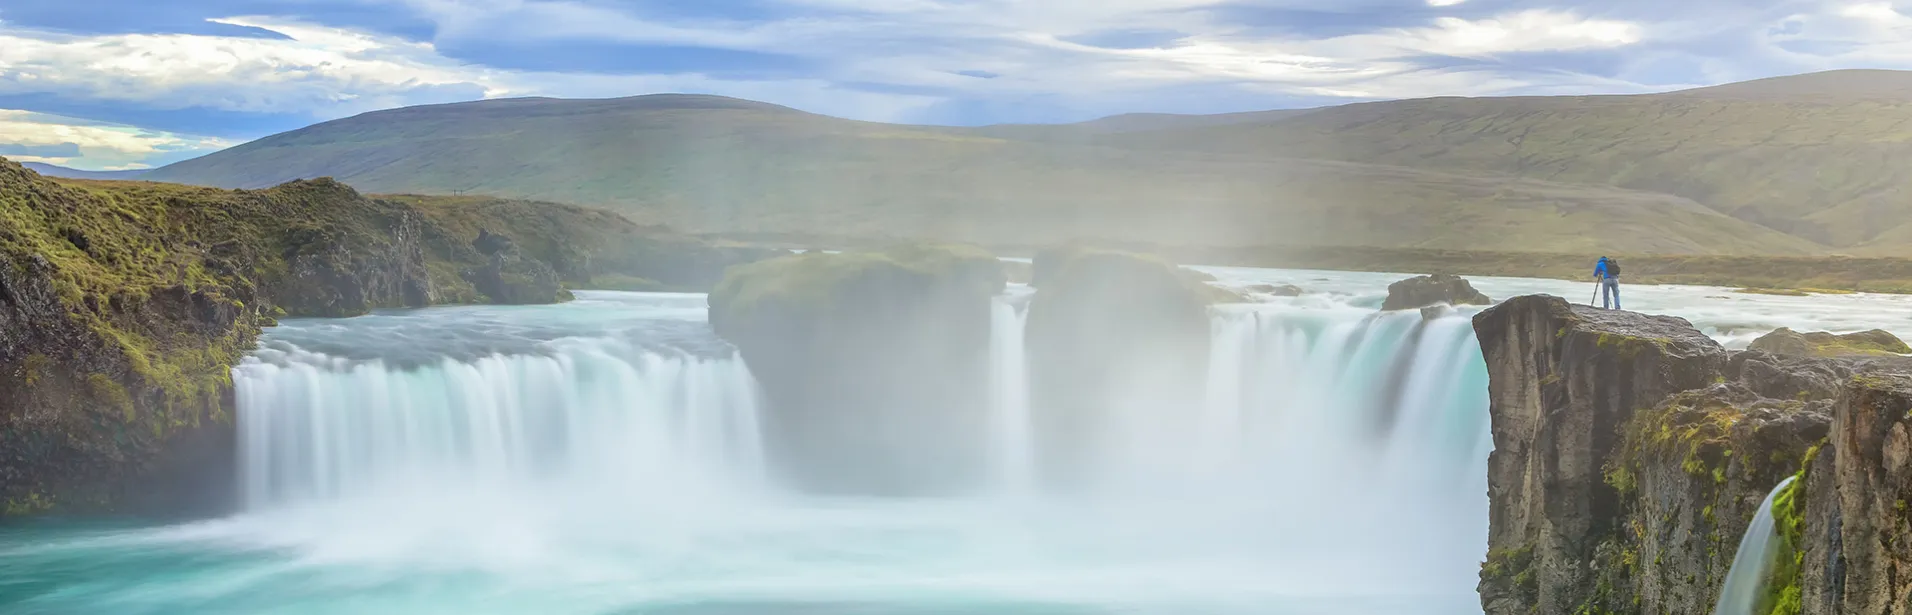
[1,0,1909,170]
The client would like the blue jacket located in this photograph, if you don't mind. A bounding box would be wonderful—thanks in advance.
[1594,258,1611,279]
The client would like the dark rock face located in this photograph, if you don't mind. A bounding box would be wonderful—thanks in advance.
[1475,293,1912,615]
[465,229,568,305]
[1751,327,1911,358]
[1831,372,1912,614]
[1383,273,1491,311]
[708,245,1006,495]
[1474,295,1730,615]
[1025,249,1219,489]
[270,201,437,317]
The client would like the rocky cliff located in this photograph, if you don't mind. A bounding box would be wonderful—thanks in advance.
[708,244,1008,495]
[1,158,767,516]
[1475,295,1912,615]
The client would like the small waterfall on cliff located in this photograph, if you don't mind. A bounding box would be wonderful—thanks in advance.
[234,337,765,508]
[1713,476,1798,615]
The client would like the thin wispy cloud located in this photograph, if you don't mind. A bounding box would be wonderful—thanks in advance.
[0,0,1904,169]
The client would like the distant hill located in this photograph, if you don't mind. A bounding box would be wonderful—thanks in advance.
[145,72,1912,256]
[22,162,149,180]
[1102,70,1912,254]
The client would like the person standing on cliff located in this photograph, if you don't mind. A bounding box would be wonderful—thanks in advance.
[1594,256,1622,310]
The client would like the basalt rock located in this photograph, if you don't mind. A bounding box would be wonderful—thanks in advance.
[1025,248,1225,489]
[1474,295,1730,615]
[1830,372,1912,614]
[1475,293,1912,615]
[708,244,1006,495]
[1383,273,1491,311]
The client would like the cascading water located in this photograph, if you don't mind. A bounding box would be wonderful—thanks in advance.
[989,290,1036,493]
[1713,476,1799,615]
[1189,304,1494,596]
[234,339,766,508]
[0,286,1494,614]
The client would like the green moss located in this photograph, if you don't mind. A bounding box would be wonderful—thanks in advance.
[1759,442,1823,615]
[3,492,54,516]
[1482,545,1538,596]
[19,354,52,387]
[85,373,134,422]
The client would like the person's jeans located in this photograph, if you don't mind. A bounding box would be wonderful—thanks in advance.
[1602,277,1622,310]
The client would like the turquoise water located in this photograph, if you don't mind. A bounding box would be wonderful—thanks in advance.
[15,269,1884,615]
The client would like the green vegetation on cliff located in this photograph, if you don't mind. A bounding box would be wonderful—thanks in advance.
[1,158,764,515]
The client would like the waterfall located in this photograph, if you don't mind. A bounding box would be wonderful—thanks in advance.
[1191,304,1494,591]
[234,337,765,509]
[1714,476,1799,615]
[223,290,1493,607]
[989,291,1035,493]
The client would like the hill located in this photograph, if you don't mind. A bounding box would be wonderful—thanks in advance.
[21,162,150,180]
[142,94,1813,256]
[1102,70,1912,253]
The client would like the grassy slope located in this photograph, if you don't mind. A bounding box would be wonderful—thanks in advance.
[1106,70,1912,252]
[141,95,1813,256]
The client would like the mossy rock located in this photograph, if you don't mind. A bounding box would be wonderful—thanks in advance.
[706,243,1006,495]
[1750,327,1911,358]
[1382,273,1492,311]
[711,243,1006,342]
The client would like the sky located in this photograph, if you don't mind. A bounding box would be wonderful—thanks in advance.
[1,0,1910,170]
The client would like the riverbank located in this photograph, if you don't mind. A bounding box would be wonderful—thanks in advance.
[706,232,1912,294]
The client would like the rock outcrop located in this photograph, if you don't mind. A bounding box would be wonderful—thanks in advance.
[1383,273,1491,311]
[1475,293,1912,615]
[708,244,1006,495]
[1751,327,1911,358]
[1025,248,1226,488]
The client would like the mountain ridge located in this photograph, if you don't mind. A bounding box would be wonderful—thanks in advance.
[141,69,1912,256]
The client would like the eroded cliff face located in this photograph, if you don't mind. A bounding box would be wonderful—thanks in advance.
[1476,294,1912,615]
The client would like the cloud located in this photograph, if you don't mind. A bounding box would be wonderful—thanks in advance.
[0,141,80,157]
[0,109,234,170]
[0,0,1908,169]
